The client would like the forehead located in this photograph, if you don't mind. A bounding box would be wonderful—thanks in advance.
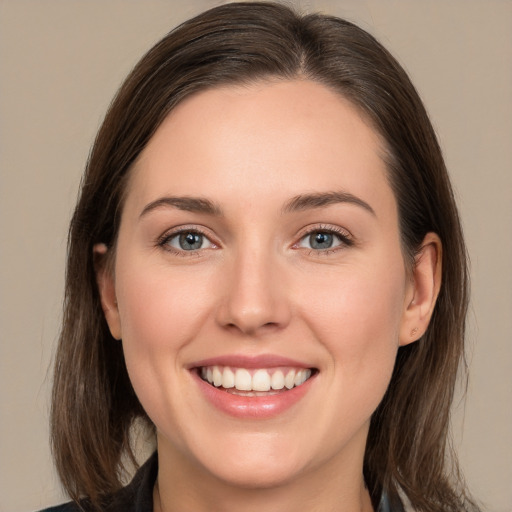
[125,79,393,217]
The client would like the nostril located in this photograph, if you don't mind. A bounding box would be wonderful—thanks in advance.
[224,320,282,337]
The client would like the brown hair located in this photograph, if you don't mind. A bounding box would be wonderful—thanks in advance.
[51,2,479,511]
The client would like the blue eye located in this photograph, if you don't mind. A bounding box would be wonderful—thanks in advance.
[165,231,213,251]
[309,232,335,249]
[298,230,349,251]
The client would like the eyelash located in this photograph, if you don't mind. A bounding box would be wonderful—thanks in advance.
[294,224,354,256]
[156,226,216,257]
[156,224,353,257]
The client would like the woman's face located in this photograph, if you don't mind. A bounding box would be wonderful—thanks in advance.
[99,80,420,489]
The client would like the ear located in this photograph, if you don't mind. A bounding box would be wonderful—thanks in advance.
[399,232,442,346]
[93,243,122,340]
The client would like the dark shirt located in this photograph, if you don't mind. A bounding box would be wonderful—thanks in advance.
[41,452,403,512]
[41,453,157,512]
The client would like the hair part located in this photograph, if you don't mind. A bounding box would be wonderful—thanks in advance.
[51,3,478,511]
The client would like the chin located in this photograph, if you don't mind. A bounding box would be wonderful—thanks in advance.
[178,429,313,489]
[204,455,307,489]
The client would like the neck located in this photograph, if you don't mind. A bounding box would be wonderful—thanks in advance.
[153,437,374,512]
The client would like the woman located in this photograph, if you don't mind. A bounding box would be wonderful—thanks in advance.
[47,2,480,511]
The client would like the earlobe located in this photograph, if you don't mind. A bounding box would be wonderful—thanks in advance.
[399,233,442,346]
[93,243,122,340]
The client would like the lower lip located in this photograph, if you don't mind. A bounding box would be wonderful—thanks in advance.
[191,370,315,419]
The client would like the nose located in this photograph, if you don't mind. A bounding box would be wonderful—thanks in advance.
[216,248,291,337]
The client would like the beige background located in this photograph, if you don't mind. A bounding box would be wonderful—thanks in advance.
[0,1,511,511]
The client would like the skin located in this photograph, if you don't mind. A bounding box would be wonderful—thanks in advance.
[96,80,441,512]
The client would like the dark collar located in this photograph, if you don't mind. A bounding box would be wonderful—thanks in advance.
[105,451,158,512]
[119,452,404,512]
[377,490,405,512]
[44,452,403,512]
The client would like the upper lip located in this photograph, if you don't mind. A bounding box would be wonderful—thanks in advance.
[189,354,314,370]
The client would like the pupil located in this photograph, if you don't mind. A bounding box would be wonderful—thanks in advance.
[311,232,332,249]
[180,232,202,250]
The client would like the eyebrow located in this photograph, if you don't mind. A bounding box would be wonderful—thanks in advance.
[139,196,223,218]
[139,190,375,219]
[282,191,376,216]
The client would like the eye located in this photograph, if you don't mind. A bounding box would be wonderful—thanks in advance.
[161,230,215,252]
[297,228,352,251]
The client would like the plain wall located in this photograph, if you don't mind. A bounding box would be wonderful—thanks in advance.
[0,1,511,511]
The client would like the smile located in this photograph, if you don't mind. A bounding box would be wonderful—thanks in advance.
[200,366,313,394]
[191,356,318,418]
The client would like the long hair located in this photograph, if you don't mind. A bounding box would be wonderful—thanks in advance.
[51,3,477,511]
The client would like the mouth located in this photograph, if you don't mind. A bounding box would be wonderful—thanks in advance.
[198,365,315,396]
[190,355,318,418]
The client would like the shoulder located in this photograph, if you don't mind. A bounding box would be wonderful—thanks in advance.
[37,504,83,512]
[37,452,158,512]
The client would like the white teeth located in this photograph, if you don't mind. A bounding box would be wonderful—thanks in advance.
[284,370,295,389]
[271,370,285,390]
[212,366,223,387]
[201,365,313,392]
[252,369,271,391]
[294,369,310,386]
[234,368,252,391]
[222,367,235,388]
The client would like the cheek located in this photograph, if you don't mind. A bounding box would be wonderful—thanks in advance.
[113,260,215,422]
[114,269,220,454]
[299,257,406,409]
[116,261,213,352]
[305,259,405,342]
